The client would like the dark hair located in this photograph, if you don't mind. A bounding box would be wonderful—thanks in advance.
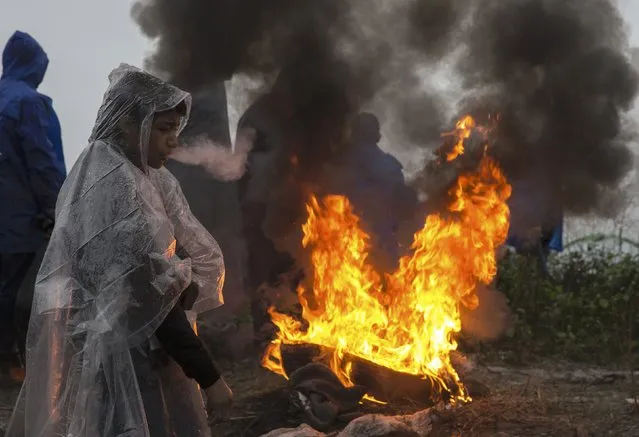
[173,100,188,116]
[153,99,188,119]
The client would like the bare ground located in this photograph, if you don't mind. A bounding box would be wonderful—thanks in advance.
[212,356,639,437]
[0,357,636,436]
[429,359,639,437]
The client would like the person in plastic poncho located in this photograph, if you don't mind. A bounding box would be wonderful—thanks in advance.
[0,31,66,381]
[6,65,232,437]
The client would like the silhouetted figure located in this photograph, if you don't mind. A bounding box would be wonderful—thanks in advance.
[330,112,418,270]
[236,75,298,344]
[506,175,563,276]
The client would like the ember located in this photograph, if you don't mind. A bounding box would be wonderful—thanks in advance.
[263,116,511,404]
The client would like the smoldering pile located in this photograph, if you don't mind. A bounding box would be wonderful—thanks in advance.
[133,0,638,227]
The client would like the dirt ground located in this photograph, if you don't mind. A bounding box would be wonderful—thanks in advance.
[0,356,636,436]
[213,355,639,437]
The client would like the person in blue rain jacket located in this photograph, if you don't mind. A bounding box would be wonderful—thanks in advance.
[43,93,65,175]
[0,30,65,380]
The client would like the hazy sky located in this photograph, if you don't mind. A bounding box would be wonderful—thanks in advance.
[1,1,638,168]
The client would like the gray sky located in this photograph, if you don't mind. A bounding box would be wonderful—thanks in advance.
[0,1,151,168]
[1,1,638,168]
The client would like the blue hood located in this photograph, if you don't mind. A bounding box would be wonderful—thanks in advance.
[1,31,49,88]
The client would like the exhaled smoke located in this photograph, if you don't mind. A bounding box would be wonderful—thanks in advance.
[456,0,638,218]
[170,128,255,181]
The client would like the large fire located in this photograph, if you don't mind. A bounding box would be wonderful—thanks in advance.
[263,116,511,403]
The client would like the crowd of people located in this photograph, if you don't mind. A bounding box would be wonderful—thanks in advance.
[0,30,563,436]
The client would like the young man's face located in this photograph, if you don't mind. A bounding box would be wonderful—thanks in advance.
[147,110,182,169]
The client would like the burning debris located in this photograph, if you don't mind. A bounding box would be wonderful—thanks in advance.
[287,363,367,431]
[263,116,509,408]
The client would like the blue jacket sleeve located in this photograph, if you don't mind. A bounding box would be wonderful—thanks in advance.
[46,103,66,175]
[547,220,563,252]
[16,96,64,220]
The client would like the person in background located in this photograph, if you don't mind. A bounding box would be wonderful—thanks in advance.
[45,89,65,175]
[506,176,564,276]
[236,73,299,346]
[0,30,65,383]
[331,112,418,271]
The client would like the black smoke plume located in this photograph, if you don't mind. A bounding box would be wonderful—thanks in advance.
[132,0,638,224]
[132,0,463,241]
[457,0,638,219]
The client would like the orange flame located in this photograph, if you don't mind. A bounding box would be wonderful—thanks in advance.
[263,115,511,403]
[443,115,475,162]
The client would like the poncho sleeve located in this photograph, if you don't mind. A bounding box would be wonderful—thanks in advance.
[32,147,196,347]
[150,167,225,314]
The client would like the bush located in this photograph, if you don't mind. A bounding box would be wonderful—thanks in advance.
[490,248,639,365]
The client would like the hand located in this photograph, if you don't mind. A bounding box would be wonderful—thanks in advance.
[35,217,54,238]
[204,377,233,423]
[44,220,54,237]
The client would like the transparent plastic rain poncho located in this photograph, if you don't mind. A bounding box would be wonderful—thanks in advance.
[7,64,224,437]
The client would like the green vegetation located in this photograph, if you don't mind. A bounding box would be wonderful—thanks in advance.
[489,240,639,365]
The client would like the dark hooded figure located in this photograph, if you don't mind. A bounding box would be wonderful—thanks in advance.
[0,31,65,381]
[330,112,418,270]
